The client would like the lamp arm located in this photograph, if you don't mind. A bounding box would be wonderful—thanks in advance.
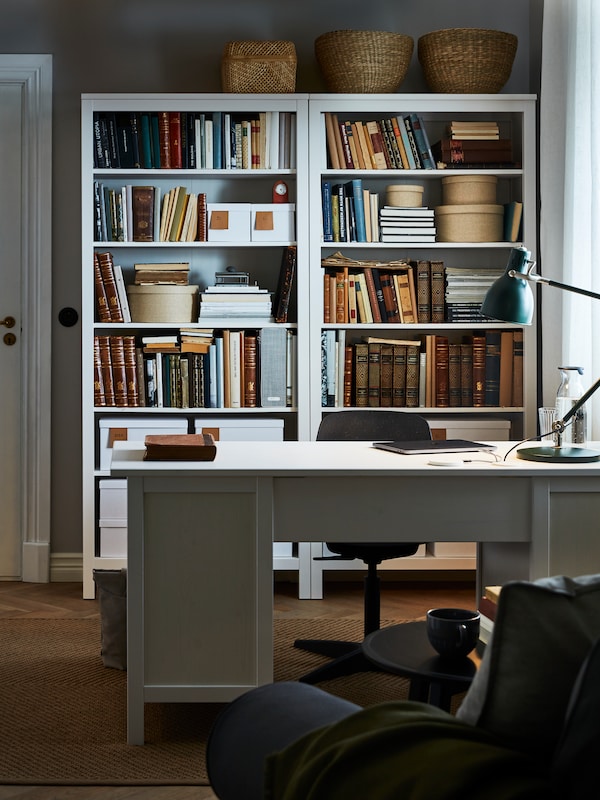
[557,374,600,429]
[508,269,600,302]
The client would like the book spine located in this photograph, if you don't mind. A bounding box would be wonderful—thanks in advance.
[484,330,502,406]
[460,341,474,407]
[416,260,431,323]
[109,335,128,407]
[392,344,407,407]
[354,343,369,407]
[512,330,524,407]
[368,343,381,407]
[430,260,446,323]
[94,252,111,322]
[97,335,115,407]
[380,344,394,407]
[96,251,124,323]
[449,343,462,408]
[274,245,297,323]
[405,344,420,408]
[93,336,106,406]
[472,335,487,407]
[434,336,450,408]
[131,185,156,242]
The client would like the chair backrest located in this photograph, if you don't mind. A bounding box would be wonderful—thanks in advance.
[316,410,432,443]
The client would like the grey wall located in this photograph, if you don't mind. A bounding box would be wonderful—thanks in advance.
[0,0,540,558]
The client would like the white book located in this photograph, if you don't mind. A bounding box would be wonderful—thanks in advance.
[208,342,218,408]
[228,330,241,408]
[204,119,214,169]
[112,264,131,323]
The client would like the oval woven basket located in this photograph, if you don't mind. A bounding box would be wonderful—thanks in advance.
[315,30,414,93]
[418,28,518,93]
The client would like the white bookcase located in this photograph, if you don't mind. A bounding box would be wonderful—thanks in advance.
[81,94,310,598]
[306,94,537,597]
[82,93,537,599]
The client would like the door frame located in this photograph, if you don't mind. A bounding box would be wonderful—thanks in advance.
[0,55,53,581]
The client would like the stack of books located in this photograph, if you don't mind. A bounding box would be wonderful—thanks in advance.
[445,266,504,322]
[133,262,190,285]
[198,284,273,321]
[379,206,436,243]
[448,120,500,140]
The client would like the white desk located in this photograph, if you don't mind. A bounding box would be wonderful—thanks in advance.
[111,440,600,744]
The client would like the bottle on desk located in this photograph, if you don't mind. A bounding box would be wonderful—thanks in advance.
[556,366,588,444]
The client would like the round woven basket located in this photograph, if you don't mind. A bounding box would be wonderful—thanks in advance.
[315,30,414,93]
[418,28,518,93]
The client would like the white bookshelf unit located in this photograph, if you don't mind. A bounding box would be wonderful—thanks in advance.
[81,94,310,598]
[306,94,537,596]
[82,93,537,599]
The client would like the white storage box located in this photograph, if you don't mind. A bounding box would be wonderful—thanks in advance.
[99,417,188,470]
[426,418,511,441]
[251,203,295,242]
[194,417,284,441]
[207,203,252,242]
[99,478,127,519]
[427,542,477,558]
[99,520,127,557]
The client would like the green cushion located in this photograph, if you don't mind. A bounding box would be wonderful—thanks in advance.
[265,701,556,800]
[456,573,600,764]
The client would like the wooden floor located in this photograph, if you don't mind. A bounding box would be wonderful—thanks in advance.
[0,576,475,800]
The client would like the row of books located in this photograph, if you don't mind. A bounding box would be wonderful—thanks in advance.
[93,110,296,171]
[94,181,208,243]
[324,112,436,171]
[94,328,295,410]
[320,331,523,409]
[94,246,297,325]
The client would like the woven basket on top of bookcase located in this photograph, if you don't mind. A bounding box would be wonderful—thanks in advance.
[418,28,518,93]
[221,40,297,93]
[315,30,414,93]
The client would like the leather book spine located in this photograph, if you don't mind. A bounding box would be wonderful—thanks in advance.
[131,185,156,242]
[243,332,257,408]
[434,336,450,408]
[460,341,474,407]
[499,330,514,407]
[96,251,124,323]
[93,336,106,406]
[380,272,401,323]
[122,335,140,407]
[449,343,462,408]
[392,344,407,407]
[109,335,128,407]
[362,268,382,323]
[343,345,353,407]
[274,245,297,323]
[354,343,369,407]
[472,335,486,407]
[196,192,208,242]
[379,343,394,407]
[158,111,171,169]
[94,252,111,322]
[416,259,431,323]
[368,343,381,407]
[430,260,446,323]
[97,335,115,407]
[484,330,502,407]
[405,343,420,408]
[168,112,182,168]
[512,330,524,407]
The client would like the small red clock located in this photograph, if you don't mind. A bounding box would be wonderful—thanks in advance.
[272,180,289,204]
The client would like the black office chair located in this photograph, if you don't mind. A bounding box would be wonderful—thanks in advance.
[294,409,432,683]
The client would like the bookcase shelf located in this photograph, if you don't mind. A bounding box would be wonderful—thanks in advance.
[82,93,537,599]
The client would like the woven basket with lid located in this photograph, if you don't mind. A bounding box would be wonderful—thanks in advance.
[315,30,413,93]
[221,40,297,93]
[418,28,517,93]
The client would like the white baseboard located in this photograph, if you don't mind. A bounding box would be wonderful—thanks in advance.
[49,552,83,582]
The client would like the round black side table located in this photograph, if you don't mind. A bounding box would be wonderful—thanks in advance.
[362,621,477,712]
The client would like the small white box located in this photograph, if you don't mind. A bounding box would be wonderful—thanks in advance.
[207,203,251,242]
[98,417,188,470]
[251,203,295,242]
[99,479,127,520]
[426,418,511,441]
[194,417,284,441]
[427,542,477,558]
[99,520,127,557]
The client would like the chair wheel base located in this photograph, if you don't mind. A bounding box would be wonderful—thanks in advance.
[294,639,380,684]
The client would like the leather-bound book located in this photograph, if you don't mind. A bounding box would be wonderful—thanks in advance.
[158,111,171,169]
[512,330,524,407]
[405,343,420,408]
[379,344,394,407]
[122,335,140,407]
[449,343,462,407]
[392,344,407,407]
[460,341,473,407]
[93,336,106,406]
[243,332,257,408]
[274,245,297,323]
[472,335,487,407]
[354,343,369,407]
[368,342,382,407]
[131,185,156,242]
[94,252,111,322]
[97,335,115,407]
[109,336,128,407]
[430,260,446,323]
[144,433,216,461]
[435,336,450,408]
[96,252,123,322]
[416,260,431,323]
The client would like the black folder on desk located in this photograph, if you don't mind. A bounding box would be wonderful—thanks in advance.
[373,439,498,455]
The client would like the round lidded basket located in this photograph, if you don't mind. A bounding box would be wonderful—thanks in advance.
[386,184,424,208]
[315,30,414,93]
[441,175,498,205]
[221,40,297,93]
[418,28,518,93]
[435,204,504,243]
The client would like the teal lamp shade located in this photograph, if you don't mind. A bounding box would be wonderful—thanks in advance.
[481,246,535,325]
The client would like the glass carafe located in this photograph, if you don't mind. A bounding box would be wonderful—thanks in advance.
[556,366,587,444]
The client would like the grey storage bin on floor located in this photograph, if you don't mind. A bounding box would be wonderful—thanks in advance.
[93,568,127,670]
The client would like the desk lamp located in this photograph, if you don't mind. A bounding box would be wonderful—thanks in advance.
[481,245,600,462]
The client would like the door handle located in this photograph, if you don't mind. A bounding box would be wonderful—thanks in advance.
[0,316,15,328]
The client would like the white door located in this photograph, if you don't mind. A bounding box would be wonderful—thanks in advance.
[0,82,24,577]
[0,56,52,581]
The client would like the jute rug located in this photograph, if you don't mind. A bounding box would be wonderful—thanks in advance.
[0,616,413,786]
